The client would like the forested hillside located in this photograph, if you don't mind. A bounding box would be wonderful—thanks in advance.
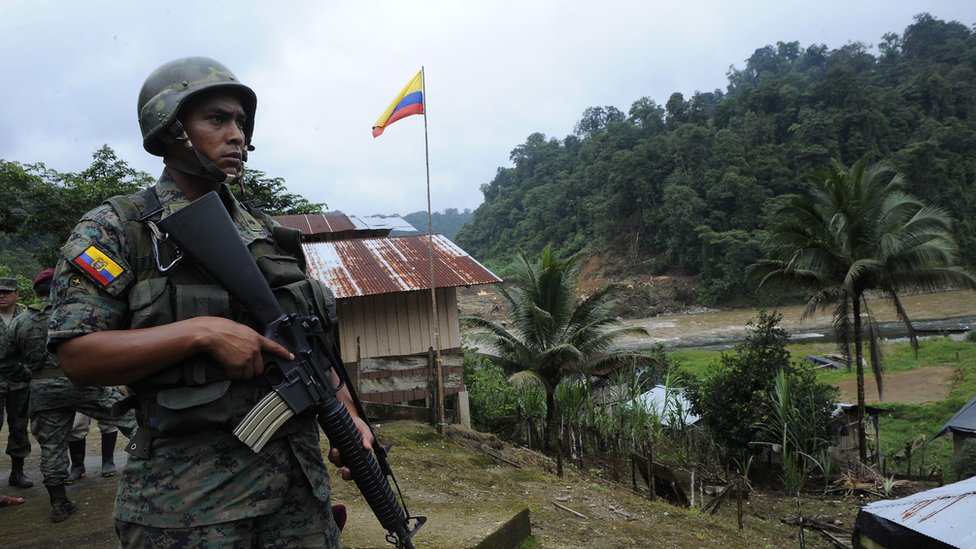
[455,14,976,304]
[402,208,473,241]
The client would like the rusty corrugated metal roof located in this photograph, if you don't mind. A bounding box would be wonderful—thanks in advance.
[303,234,502,298]
[273,214,418,236]
[860,476,976,548]
[275,213,356,234]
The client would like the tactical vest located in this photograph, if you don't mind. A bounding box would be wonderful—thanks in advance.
[107,186,337,445]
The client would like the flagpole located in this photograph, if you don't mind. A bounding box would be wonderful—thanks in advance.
[421,66,447,436]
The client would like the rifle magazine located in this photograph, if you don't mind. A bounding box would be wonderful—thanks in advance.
[234,391,295,452]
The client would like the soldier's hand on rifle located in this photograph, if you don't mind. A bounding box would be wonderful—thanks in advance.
[328,415,375,480]
[195,317,294,380]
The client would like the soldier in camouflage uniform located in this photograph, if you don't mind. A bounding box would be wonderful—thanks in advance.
[47,57,370,548]
[0,276,33,489]
[0,269,136,521]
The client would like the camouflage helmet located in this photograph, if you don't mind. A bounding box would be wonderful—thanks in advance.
[138,57,256,157]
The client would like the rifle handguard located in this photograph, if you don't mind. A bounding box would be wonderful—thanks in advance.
[317,397,426,548]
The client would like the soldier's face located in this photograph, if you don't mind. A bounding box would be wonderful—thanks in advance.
[0,289,18,312]
[181,91,247,176]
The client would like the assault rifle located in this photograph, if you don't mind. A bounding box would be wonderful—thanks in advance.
[156,191,425,549]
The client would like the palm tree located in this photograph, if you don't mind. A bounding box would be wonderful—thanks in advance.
[750,158,976,462]
[464,245,648,453]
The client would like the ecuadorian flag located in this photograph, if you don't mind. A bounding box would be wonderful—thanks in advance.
[73,245,124,287]
[372,71,424,137]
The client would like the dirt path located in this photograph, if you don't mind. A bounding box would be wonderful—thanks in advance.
[834,366,957,405]
[0,429,120,548]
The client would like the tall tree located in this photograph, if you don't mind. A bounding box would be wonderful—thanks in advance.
[750,158,976,461]
[235,168,325,215]
[13,146,152,265]
[463,246,648,452]
[0,160,44,234]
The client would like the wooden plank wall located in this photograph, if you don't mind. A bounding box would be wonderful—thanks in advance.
[335,288,460,363]
[358,352,464,404]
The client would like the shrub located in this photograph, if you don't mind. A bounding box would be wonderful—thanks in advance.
[463,352,518,430]
[687,310,838,468]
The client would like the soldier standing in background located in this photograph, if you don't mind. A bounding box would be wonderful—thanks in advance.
[0,276,33,490]
[65,412,120,482]
[0,269,136,521]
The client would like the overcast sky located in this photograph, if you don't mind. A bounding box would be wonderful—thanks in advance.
[2,1,974,217]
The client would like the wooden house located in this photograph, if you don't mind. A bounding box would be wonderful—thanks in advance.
[274,213,502,425]
[833,402,884,460]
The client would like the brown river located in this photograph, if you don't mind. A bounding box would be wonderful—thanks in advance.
[617,289,976,350]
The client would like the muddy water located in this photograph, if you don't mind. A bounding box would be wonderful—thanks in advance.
[618,289,976,350]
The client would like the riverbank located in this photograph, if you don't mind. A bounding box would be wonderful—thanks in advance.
[459,286,976,351]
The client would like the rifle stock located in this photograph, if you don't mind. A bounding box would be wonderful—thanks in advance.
[157,191,425,548]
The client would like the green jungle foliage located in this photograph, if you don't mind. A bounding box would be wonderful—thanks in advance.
[455,14,976,305]
[463,352,519,430]
[0,148,320,273]
[236,168,326,215]
[463,245,650,451]
[685,310,839,466]
[0,145,152,269]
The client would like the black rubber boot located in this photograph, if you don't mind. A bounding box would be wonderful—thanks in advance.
[100,431,118,477]
[46,483,78,523]
[66,439,86,483]
[8,457,34,488]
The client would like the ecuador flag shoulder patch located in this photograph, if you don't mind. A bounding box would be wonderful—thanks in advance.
[72,245,125,287]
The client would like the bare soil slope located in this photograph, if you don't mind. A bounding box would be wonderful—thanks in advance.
[333,422,865,549]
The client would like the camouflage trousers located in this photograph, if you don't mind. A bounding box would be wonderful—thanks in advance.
[0,381,31,459]
[114,467,343,549]
[29,378,136,486]
[69,412,118,442]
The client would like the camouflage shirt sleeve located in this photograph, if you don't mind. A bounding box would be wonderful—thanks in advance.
[48,203,133,349]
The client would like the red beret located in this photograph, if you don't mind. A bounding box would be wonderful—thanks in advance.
[33,268,55,288]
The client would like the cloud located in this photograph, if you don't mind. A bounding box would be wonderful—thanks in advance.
[2,0,973,216]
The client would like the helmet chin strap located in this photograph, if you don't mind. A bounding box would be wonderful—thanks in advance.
[161,121,243,185]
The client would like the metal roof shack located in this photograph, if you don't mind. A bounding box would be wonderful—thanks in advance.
[276,213,357,234]
[936,393,976,457]
[274,213,417,241]
[937,394,976,437]
[853,476,976,548]
[303,234,502,299]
